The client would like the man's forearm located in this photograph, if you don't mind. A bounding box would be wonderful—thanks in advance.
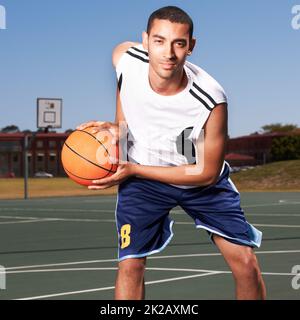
[131,163,216,186]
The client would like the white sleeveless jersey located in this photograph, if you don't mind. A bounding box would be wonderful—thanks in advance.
[115,44,227,188]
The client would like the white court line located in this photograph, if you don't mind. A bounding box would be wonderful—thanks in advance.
[6,259,118,271]
[14,266,299,300]
[174,221,300,228]
[16,286,115,300]
[6,267,220,275]
[0,219,55,225]
[247,213,300,217]
[16,272,220,300]
[0,215,116,224]
[173,212,300,217]
[253,223,300,228]
[1,215,300,227]
[149,268,298,277]
[6,267,298,277]
[244,202,300,208]
[6,249,300,271]
[0,208,112,213]
[1,200,300,215]
[44,218,115,223]
[6,267,118,274]
[83,199,116,203]
[172,202,300,213]
[0,215,38,220]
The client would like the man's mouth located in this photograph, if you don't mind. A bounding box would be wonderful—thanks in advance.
[160,62,176,70]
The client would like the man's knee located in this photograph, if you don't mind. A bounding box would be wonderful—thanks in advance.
[234,250,260,279]
[118,258,146,278]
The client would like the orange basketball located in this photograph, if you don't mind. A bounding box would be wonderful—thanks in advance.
[61,127,118,186]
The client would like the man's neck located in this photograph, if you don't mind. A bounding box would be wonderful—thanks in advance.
[148,67,188,96]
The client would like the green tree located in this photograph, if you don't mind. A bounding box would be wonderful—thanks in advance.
[262,123,298,133]
[271,136,300,161]
[1,125,20,133]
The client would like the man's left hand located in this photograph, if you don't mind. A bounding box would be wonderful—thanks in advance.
[88,163,135,190]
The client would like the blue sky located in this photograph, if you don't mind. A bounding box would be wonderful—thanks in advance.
[0,0,299,137]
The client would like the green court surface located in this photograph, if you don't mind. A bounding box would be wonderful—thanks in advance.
[0,192,299,300]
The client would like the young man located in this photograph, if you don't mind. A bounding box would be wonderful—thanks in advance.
[77,6,266,300]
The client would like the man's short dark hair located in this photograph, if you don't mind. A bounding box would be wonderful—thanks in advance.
[147,6,194,39]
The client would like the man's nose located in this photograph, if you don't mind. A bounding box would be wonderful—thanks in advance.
[163,43,175,59]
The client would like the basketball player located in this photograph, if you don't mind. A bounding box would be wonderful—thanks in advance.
[77,6,266,300]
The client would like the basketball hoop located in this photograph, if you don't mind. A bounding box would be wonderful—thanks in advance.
[37,98,62,132]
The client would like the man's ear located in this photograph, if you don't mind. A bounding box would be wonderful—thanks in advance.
[188,38,196,55]
[142,31,149,50]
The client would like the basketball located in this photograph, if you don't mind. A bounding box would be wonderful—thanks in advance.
[61,127,118,186]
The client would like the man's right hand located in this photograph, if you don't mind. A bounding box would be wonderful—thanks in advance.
[76,121,121,145]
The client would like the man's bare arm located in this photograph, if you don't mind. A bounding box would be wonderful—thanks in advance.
[131,103,228,186]
[114,42,141,124]
[112,41,141,68]
[115,87,125,123]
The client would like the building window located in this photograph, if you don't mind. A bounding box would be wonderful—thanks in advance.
[36,140,43,148]
[37,153,44,162]
[49,153,56,162]
[49,140,56,148]
[13,154,19,162]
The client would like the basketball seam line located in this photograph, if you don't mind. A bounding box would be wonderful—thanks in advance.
[76,129,110,153]
[63,142,114,174]
[63,166,114,181]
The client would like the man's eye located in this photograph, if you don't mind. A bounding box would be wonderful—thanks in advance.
[176,42,185,47]
[155,40,162,44]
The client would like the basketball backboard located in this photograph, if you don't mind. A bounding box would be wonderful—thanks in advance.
[37,98,62,129]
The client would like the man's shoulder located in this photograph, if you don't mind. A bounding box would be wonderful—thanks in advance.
[112,42,138,67]
[113,42,148,71]
[185,61,227,106]
[125,44,149,63]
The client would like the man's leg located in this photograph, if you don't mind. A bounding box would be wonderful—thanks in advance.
[213,234,266,300]
[114,178,179,300]
[114,257,147,300]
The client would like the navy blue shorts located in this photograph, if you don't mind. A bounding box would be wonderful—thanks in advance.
[115,163,262,262]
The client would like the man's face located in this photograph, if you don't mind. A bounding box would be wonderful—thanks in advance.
[143,19,195,80]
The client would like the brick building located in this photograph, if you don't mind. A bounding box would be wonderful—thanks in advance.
[0,131,299,177]
[225,132,296,166]
[0,132,68,177]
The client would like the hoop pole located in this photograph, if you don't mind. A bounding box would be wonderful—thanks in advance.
[24,134,29,200]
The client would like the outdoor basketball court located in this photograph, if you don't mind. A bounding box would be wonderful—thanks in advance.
[0,191,299,300]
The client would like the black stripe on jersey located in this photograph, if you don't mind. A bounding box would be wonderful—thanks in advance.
[189,89,213,111]
[130,47,149,57]
[118,73,123,91]
[126,50,149,63]
[192,82,217,106]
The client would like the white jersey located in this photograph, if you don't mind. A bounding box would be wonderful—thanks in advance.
[115,44,227,188]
